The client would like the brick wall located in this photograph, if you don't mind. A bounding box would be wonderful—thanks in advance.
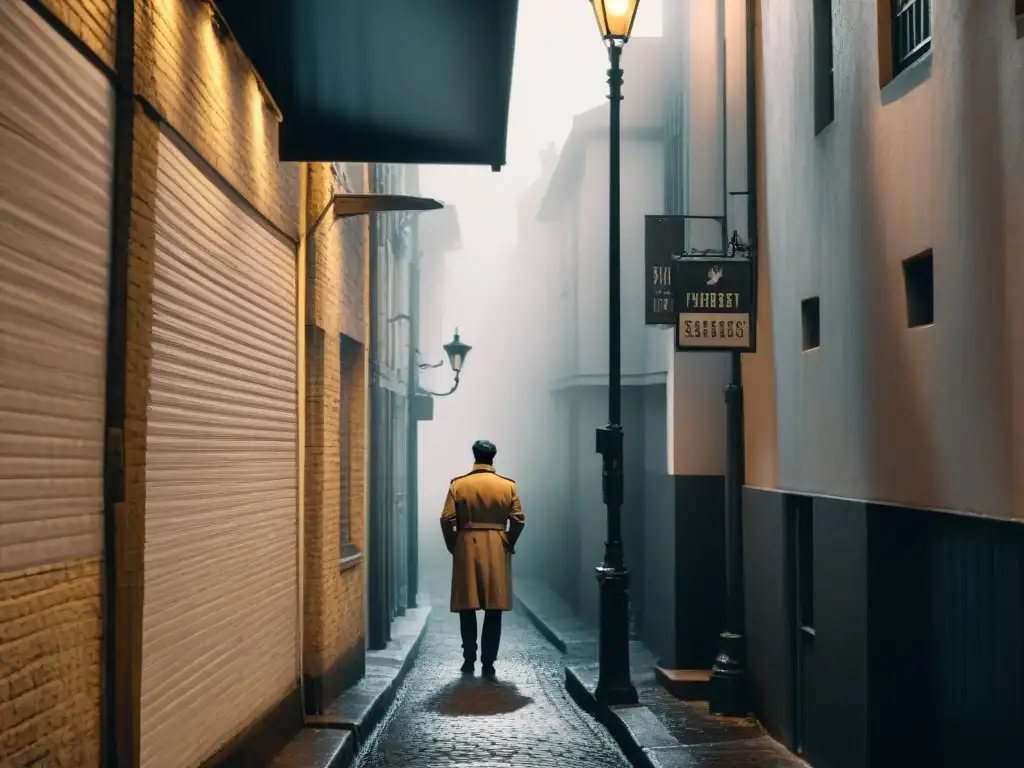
[122,0,303,758]
[303,161,369,681]
[3,0,361,761]
[134,0,300,238]
[0,560,102,766]
[2,2,132,764]
[39,0,116,67]
[115,100,162,766]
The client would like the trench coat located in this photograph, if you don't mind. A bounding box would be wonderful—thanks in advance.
[440,463,526,612]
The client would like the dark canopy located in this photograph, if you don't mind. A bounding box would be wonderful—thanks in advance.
[214,0,520,169]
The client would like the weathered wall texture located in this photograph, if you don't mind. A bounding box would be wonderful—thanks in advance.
[40,0,116,66]
[746,0,1024,518]
[0,0,116,763]
[303,162,368,679]
[0,560,102,766]
[134,0,299,238]
[125,0,302,759]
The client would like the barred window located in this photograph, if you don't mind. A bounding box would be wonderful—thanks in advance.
[892,0,932,76]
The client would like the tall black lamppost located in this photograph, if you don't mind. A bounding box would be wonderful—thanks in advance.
[589,0,641,707]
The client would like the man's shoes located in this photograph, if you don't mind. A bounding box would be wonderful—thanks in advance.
[460,660,475,674]
[481,664,496,678]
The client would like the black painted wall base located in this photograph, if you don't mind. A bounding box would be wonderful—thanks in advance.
[303,639,367,715]
[642,473,725,672]
[743,486,1024,768]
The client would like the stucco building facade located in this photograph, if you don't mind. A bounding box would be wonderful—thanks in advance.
[727,2,1024,766]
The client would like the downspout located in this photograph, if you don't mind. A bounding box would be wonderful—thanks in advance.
[367,165,384,650]
[407,234,420,610]
[103,0,136,763]
[747,0,759,281]
[296,163,308,711]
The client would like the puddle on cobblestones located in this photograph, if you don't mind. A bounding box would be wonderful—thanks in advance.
[425,678,534,716]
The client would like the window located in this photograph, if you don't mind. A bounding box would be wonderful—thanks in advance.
[813,0,835,133]
[891,0,932,76]
[801,297,821,351]
[903,249,934,328]
[340,335,363,564]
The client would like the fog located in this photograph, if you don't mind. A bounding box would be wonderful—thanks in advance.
[414,0,662,595]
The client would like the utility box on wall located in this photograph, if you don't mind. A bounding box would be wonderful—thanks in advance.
[412,393,434,422]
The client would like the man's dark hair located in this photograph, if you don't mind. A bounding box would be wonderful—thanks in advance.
[472,439,497,465]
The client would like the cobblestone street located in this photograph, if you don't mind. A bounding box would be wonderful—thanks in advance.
[352,594,631,768]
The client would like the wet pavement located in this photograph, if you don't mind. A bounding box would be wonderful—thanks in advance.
[351,595,631,768]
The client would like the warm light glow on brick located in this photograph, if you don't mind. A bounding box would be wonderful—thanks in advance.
[247,72,269,205]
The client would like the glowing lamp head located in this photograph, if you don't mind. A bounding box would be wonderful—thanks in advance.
[589,0,640,44]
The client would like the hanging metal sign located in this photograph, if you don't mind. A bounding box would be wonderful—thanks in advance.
[644,216,688,325]
[674,255,756,353]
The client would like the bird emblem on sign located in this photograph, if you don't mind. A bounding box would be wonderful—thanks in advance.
[706,265,724,286]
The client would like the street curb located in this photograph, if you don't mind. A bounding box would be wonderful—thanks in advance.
[513,592,568,654]
[517,588,684,768]
[565,665,663,768]
[306,605,432,764]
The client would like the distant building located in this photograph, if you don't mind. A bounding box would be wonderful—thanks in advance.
[417,205,462,361]
[536,36,671,636]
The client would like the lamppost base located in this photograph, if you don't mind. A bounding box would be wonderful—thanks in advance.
[708,631,747,716]
[595,564,639,707]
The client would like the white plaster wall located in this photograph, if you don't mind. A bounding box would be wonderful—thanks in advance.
[574,137,668,380]
[754,1,1023,518]
[666,0,735,477]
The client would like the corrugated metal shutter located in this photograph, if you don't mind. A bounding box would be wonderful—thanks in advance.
[141,133,298,768]
[0,0,113,571]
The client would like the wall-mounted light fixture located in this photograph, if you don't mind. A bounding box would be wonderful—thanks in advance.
[204,0,282,121]
[418,329,471,398]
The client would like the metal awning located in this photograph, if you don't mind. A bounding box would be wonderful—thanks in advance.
[334,193,443,218]
[306,193,444,240]
[213,0,520,169]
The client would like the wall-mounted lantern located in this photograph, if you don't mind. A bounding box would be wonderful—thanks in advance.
[418,328,472,398]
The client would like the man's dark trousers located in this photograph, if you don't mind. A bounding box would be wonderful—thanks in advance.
[459,610,502,665]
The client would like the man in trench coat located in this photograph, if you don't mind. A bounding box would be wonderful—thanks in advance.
[440,439,526,676]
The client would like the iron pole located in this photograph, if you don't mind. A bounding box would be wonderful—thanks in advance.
[595,42,638,707]
[708,0,755,717]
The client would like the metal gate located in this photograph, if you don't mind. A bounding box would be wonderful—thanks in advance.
[0,0,113,572]
[140,133,298,768]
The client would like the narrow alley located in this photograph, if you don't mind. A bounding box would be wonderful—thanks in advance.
[352,594,630,768]
[4,0,1024,767]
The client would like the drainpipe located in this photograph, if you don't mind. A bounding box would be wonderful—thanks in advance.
[103,0,136,763]
[407,235,420,610]
[367,165,386,650]
[746,2,759,291]
[296,163,308,712]
[707,0,757,717]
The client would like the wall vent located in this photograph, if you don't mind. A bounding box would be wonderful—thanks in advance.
[801,297,821,351]
[903,250,934,328]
